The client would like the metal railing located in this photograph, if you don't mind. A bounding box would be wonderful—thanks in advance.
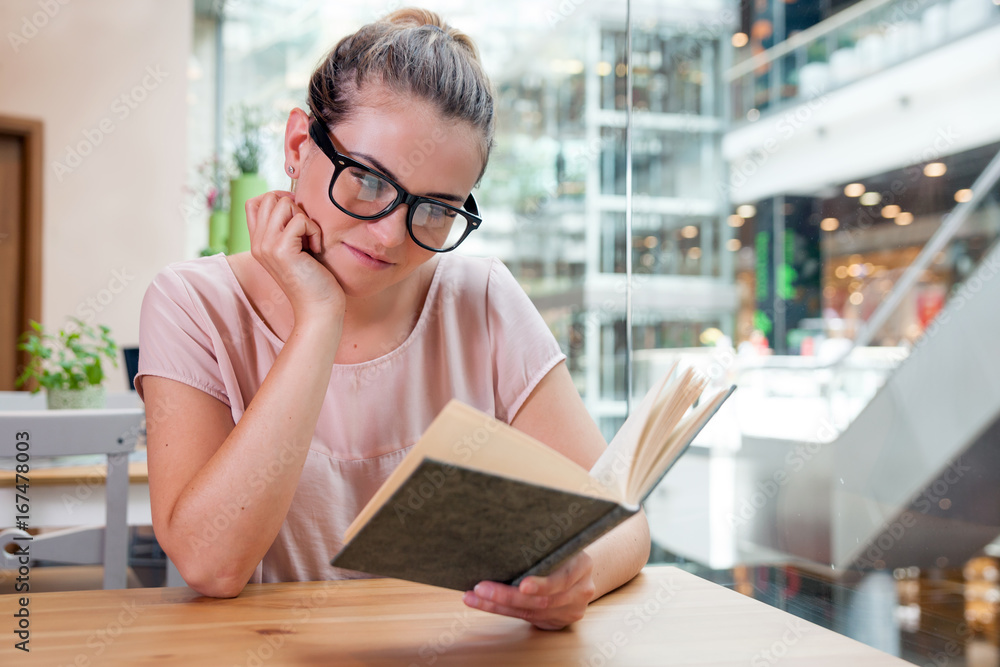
[727,0,1000,121]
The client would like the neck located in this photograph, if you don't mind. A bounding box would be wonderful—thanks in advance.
[239,254,439,346]
[340,258,438,334]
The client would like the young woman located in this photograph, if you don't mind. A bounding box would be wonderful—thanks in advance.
[136,8,649,631]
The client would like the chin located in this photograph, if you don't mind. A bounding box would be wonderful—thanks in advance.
[325,261,404,300]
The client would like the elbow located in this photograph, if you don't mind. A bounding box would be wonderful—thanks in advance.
[154,516,250,598]
[188,579,246,598]
[164,547,248,598]
[185,572,246,598]
[180,564,249,598]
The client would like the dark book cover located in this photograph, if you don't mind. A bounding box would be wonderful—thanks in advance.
[331,459,638,592]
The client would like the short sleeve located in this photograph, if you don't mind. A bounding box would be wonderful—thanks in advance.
[134,267,229,406]
[485,258,566,423]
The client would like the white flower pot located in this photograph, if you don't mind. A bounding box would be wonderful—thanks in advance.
[47,385,106,409]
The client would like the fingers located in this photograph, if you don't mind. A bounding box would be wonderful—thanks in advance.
[462,584,588,630]
[249,192,314,257]
[519,551,592,597]
[462,552,595,630]
[466,582,550,611]
[462,553,596,630]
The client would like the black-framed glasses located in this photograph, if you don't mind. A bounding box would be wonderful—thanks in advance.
[308,120,481,252]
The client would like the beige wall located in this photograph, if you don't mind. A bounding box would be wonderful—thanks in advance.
[0,0,192,391]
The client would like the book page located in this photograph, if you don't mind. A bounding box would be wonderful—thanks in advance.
[345,401,620,541]
[627,367,708,500]
[627,385,729,504]
[588,363,676,498]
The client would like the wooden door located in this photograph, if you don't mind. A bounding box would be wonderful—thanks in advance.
[0,116,43,390]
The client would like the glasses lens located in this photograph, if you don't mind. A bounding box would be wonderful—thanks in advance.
[411,201,470,251]
[332,166,397,217]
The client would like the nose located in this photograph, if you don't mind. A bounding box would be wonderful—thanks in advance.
[367,205,409,249]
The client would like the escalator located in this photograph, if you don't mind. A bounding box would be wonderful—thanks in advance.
[645,149,1000,574]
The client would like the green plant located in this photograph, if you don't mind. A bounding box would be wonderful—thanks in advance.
[15,318,118,392]
[231,104,266,175]
[198,153,234,211]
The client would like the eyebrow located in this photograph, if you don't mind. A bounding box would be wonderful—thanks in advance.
[351,150,467,205]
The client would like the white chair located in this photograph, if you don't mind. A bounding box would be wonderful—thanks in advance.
[798,62,832,97]
[855,34,886,76]
[883,21,923,65]
[949,0,994,37]
[829,47,860,85]
[922,3,949,47]
[0,403,143,589]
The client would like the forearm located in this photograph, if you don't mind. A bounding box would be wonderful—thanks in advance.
[165,318,340,593]
[584,509,651,601]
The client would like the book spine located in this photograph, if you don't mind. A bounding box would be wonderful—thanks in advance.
[511,504,639,586]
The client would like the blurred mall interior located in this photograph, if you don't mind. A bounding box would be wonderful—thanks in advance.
[2,0,999,664]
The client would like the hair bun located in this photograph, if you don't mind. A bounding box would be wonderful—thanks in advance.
[384,7,447,30]
[382,7,476,53]
[308,6,495,182]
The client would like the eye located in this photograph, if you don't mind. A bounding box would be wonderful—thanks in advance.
[349,169,391,202]
[425,204,457,221]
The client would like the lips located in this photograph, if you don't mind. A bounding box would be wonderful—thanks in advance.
[343,243,393,267]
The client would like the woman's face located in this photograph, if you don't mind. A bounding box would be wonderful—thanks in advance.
[286,89,484,299]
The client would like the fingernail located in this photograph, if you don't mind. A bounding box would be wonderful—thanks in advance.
[474,584,491,600]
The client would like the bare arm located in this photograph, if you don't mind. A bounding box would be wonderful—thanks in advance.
[146,191,344,597]
[145,318,339,596]
[462,361,651,629]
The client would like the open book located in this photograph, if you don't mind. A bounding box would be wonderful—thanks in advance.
[331,363,734,591]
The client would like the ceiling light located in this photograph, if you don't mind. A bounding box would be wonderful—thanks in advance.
[736,204,757,218]
[859,192,882,206]
[895,211,914,226]
[835,266,848,279]
[923,162,947,177]
[731,32,749,48]
[681,225,699,239]
[644,236,658,249]
[687,247,702,259]
[727,214,744,227]
[596,61,612,76]
[849,292,864,305]
[954,189,973,203]
[881,205,900,218]
[844,183,865,197]
[820,217,839,231]
[726,238,741,251]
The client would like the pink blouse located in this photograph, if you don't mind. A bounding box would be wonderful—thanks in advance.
[134,253,565,584]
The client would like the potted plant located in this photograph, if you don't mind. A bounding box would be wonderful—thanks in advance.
[228,104,269,254]
[201,153,232,255]
[15,318,119,409]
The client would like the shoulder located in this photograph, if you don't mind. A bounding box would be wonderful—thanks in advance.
[145,253,233,305]
[436,254,522,301]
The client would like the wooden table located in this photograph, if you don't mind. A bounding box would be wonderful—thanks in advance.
[0,566,909,666]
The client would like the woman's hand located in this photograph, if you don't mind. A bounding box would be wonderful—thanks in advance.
[462,551,597,631]
[246,190,345,325]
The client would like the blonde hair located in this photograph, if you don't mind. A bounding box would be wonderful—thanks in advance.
[307,8,495,181]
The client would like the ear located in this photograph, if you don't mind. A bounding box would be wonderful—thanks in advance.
[283,107,311,174]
